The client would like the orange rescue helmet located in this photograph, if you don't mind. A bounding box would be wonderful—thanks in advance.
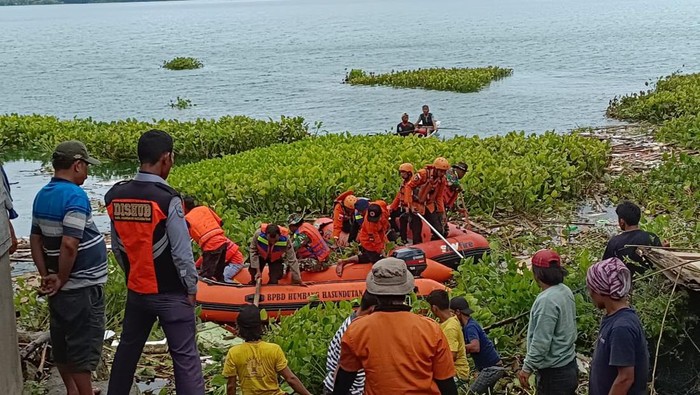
[433,157,450,170]
[398,163,415,174]
[343,195,358,209]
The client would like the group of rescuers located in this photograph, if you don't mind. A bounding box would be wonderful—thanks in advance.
[186,155,469,285]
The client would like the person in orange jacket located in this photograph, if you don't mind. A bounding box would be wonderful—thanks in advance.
[184,197,244,282]
[288,213,332,272]
[336,200,390,276]
[404,157,450,244]
[332,190,363,247]
[388,163,422,244]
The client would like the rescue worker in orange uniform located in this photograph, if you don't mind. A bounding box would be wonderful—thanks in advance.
[404,157,450,244]
[183,197,244,283]
[249,223,303,285]
[388,163,421,244]
[332,190,363,247]
[336,201,390,276]
[288,214,331,272]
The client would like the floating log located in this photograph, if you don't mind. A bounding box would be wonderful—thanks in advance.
[638,247,700,291]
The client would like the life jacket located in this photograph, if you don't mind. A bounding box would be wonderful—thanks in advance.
[419,113,434,127]
[256,223,290,263]
[359,200,390,253]
[185,206,224,248]
[105,180,183,294]
[295,222,331,262]
[416,167,446,210]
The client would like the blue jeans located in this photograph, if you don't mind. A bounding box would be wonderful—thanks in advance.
[108,291,204,394]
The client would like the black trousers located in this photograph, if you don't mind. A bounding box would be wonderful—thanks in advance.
[199,244,227,281]
[535,359,579,395]
[421,209,445,243]
[341,220,361,243]
[248,259,285,284]
[391,209,423,244]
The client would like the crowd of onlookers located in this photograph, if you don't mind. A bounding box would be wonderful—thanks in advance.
[0,131,662,395]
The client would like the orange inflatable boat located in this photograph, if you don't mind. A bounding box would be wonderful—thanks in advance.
[314,218,490,269]
[197,277,446,323]
[230,246,453,284]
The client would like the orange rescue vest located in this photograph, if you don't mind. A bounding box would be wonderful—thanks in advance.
[185,206,224,248]
[296,222,331,262]
[256,224,290,263]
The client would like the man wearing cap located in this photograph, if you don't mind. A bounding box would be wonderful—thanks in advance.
[333,257,458,395]
[517,249,578,395]
[30,140,108,395]
[288,214,331,272]
[106,130,204,394]
[450,296,504,394]
[223,304,312,395]
[587,258,649,395]
[336,200,390,276]
[396,113,415,137]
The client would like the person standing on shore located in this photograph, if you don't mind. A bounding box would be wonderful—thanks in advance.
[0,163,22,394]
[603,201,663,276]
[30,141,108,395]
[106,130,204,394]
[587,258,649,395]
[517,249,578,395]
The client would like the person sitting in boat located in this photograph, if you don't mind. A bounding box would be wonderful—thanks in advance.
[336,201,390,276]
[396,113,415,137]
[404,157,449,243]
[222,304,312,395]
[249,223,303,285]
[388,162,421,244]
[332,190,363,247]
[415,104,438,136]
[287,213,332,272]
[184,196,245,282]
[444,162,468,211]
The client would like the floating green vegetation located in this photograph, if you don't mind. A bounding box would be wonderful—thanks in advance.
[0,114,308,161]
[345,66,513,93]
[169,96,195,109]
[170,131,609,222]
[162,56,204,70]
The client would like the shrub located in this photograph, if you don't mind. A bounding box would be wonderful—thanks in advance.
[169,132,609,222]
[169,96,195,110]
[162,57,204,70]
[345,66,513,93]
[656,114,700,149]
[0,114,308,161]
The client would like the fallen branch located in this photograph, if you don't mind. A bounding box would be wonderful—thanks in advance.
[20,331,50,360]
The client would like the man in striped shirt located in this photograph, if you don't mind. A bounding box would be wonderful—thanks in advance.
[323,291,378,395]
[30,141,108,395]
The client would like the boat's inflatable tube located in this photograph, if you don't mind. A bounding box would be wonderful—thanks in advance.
[314,218,490,269]
[197,277,446,323]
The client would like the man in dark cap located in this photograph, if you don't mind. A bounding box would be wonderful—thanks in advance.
[336,201,389,276]
[222,304,311,395]
[30,140,107,395]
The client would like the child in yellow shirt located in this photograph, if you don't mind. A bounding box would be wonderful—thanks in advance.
[222,304,311,395]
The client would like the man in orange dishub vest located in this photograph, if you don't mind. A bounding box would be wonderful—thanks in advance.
[404,157,450,244]
[183,197,244,283]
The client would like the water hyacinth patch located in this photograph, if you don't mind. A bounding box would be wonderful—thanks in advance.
[345,66,513,93]
[0,114,309,161]
[162,56,204,70]
[170,132,609,224]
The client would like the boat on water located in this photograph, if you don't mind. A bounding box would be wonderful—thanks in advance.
[314,218,490,269]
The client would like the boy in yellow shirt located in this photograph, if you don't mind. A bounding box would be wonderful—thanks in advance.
[222,304,311,395]
[427,290,471,386]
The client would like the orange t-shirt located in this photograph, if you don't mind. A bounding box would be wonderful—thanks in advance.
[339,311,456,395]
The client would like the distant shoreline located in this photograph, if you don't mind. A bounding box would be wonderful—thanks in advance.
[0,0,180,6]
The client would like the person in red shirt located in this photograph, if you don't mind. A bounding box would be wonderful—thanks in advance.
[333,257,457,395]
[336,201,389,276]
[184,197,244,282]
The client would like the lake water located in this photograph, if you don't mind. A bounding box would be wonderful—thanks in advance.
[2,0,700,238]
[1,0,699,136]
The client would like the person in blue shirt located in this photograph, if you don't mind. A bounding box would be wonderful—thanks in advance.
[587,257,649,395]
[450,296,505,394]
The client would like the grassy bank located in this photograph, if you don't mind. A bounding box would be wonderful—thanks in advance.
[345,66,513,93]
[0,114,309,161]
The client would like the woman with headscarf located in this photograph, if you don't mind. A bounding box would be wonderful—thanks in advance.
[587,258,649,395]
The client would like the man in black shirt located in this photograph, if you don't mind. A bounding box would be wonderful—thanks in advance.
[415,105,438,136]
[396,113,415,136]
[602,201,662,275]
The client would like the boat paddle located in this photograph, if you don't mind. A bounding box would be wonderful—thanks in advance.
[253,276,262,307]
[415,212,465,260]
